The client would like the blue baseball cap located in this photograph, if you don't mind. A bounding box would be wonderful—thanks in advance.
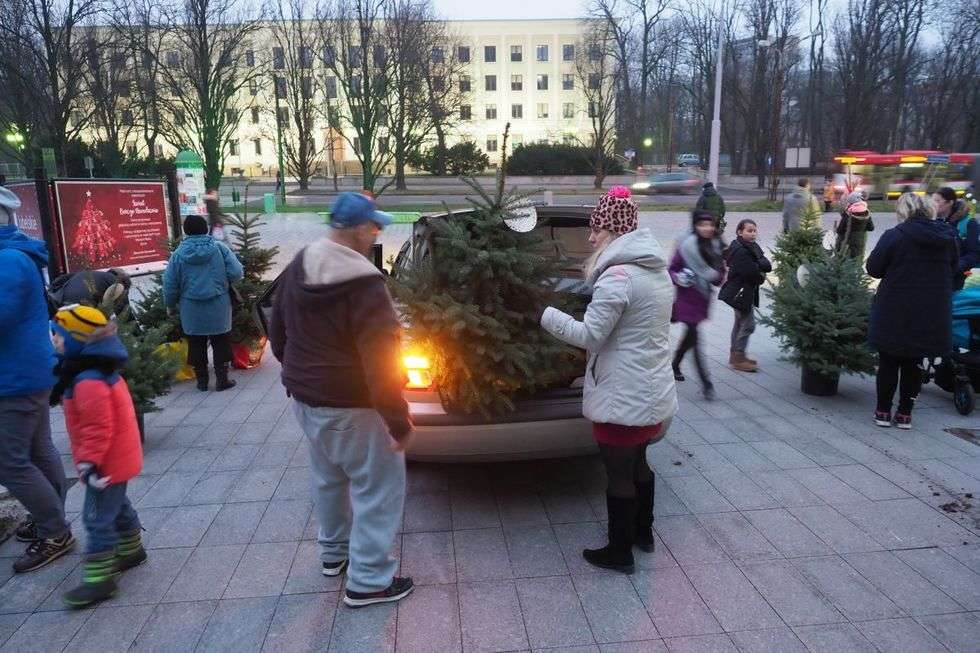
[329,192,393,229]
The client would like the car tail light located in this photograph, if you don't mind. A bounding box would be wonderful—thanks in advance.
[403,353,433,389]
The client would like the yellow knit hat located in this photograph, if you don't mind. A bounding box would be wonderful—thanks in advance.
[53,304,109,342]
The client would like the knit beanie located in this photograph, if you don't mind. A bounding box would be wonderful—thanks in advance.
[183,214,209,236]
[590,186,638,234]
[692,209,715,229]
[51,304,111,358]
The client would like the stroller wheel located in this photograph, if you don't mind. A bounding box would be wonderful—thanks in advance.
[953,381,975,416]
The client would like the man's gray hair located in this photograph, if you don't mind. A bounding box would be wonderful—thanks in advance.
[896,193,937,222]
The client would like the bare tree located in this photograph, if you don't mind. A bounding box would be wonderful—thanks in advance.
[315,0,393,193]
[82,32,139,173]
[0,0,103,173]
[574,27,618,188]
[271,0,327,190]
[156,0,264,188]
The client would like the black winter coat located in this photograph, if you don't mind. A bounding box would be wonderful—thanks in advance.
[866,218,958,358]
[719,238,772,311]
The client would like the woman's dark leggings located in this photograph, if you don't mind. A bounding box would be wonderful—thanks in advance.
[673,324,711,387]
[598,442,654,498]
[187,332,233,369]
[875,352,922,414]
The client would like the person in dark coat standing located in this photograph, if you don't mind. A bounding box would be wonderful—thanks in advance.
[866,193,958,430]
[835,192,875,260]
[719,219,772,372]
[695,182,727,234]
[934,187,979,291]
[668,210,725,399]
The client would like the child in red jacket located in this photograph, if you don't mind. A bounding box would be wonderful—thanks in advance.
[50,305,146,608]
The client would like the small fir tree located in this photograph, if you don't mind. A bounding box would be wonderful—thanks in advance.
[771,203,826,281]
[116,313,183,415]
[226,212,279,343]
[391,125,584,415]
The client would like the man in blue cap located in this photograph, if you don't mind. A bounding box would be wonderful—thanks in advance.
[269,191,414,608]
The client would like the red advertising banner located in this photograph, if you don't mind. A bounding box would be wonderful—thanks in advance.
[54,180,172,275]
[7,182,44,241]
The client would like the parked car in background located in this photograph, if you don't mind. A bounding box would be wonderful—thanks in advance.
[677,153,701,167]
[632,171,702,195]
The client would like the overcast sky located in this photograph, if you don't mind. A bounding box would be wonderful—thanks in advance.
[431,0,586,20]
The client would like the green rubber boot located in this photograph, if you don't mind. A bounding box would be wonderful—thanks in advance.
[117,528,148,571]
[63,552,118,609]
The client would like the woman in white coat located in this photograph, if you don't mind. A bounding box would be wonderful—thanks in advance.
[540,186,677,573]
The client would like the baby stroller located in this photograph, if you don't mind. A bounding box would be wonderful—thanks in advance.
[922,284,980,415]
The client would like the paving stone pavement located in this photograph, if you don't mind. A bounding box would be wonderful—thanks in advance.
[3,210,979,652]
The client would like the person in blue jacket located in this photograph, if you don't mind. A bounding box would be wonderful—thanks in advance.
[0,187,75,574]
[164,215,244,392]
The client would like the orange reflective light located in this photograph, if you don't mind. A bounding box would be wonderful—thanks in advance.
[403,354,433,389]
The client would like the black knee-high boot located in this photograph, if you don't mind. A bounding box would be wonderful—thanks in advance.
[194,365,209,391]
[583,495,636,573]
[634,479,655,552]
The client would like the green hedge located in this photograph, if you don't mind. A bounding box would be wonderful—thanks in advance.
[506,143,624,176]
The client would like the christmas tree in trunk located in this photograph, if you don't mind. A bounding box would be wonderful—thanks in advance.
[390,125,583,416]
[70,193,119,269]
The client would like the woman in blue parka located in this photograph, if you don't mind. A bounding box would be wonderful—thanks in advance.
[164,215,244,391]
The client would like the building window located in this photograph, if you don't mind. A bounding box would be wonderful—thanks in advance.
[459,75,471,92]
[175,109,185,125]
[588,101,597,118]
[510,45,522,62]
[349,46,362,68]
[127,143,137,157]
[229,140,239,156]
[511,74,522,91]
[563,134,575,145]
[300,46,313,69]
[273,47,285,70]
[460,105,471,120]
[351,75,362,96]
[277,107,289,125]
[432,76,445,92]
[486,137,498,152]
[536,74,548,90]
[275,76,286,99]
[225,109,236,124]
[511,103,522,119]
[537,103,548,119]
[563,74,574,90]
[431,46,444,63]
[249,78,258,96]
[485,74,496,91]
[245,50,255,66]
[165,50,180,67]
[254,138,262,155]
[379,137,389,153]
[588,73,601,90]
[251,107,260,124]
[563,44,575,61]
[373,46,386,67]
[301,76,312,99]
[458,45,470,62]
[323,45,336,66]
[589,44,602,61]
[563,102,575,119]
[325,76,337,99]
[536,44,548,62]
[485,104,497,119]
[121,109,134,125]
[484,45,496,62]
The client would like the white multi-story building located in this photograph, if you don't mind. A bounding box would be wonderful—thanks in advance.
[214,18,596,177]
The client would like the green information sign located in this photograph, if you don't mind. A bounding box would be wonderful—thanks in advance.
[41,147,57,177]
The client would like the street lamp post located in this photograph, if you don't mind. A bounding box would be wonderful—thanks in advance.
[707,3,725,186]
[273,77,287,207]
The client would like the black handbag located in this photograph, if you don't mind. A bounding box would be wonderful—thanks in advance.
[719,281,750,311]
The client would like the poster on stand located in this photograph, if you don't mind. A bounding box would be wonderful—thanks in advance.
[54,180,173,275]
[6,182,44,241]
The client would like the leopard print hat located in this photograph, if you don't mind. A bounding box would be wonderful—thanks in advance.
[590,186,638,234]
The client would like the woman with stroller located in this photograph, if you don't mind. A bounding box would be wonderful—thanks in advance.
[866,193,958,429]
[669,210,726,400]
[540,187,677,574]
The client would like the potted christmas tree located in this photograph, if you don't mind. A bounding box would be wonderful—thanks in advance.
[762,207,876,395]
[390,125,583,416]
[117,315,183,439]
[226,212,279,369]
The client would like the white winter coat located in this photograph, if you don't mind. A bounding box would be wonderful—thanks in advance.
[541,228,678,427]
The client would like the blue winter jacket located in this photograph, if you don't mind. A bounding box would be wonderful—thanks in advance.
[163,235,244,336]
[0,225,56,396]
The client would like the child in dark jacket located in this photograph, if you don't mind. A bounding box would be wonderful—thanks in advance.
[719,219,772,372]
[50,305,146,609]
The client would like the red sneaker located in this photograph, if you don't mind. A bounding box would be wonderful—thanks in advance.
[874,410,892,427]
[894,413,912,430]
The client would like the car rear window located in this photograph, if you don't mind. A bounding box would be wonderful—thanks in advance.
[532,224,590,277]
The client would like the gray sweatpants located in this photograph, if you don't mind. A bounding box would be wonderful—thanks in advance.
[293,401,406,594]
[731,307,757,353]
[0,392,70,538]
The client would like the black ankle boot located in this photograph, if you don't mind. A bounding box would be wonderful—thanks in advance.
[215,364,236,392]
[583,495,636,573]
[634,480,655,553]
[194,366,209,391]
